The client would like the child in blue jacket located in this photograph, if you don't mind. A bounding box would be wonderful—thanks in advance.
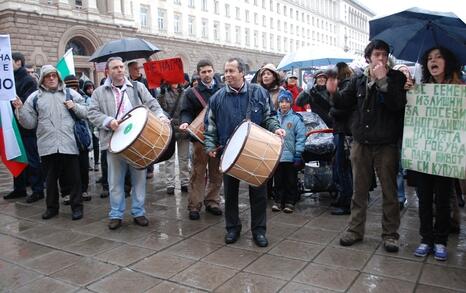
[272,89,306,213]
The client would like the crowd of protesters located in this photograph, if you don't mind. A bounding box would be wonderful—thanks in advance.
[6,39,465,259]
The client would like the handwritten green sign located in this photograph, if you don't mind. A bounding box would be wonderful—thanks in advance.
[401,83,466,179]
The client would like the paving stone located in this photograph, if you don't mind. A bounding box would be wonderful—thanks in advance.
[170,262,237,291]
[87,269,162,293]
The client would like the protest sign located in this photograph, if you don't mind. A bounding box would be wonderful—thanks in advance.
[401,83,466,179]
[144,57,184,88]
[0,35,16,101]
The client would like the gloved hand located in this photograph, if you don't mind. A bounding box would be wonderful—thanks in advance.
[293,156,304,170]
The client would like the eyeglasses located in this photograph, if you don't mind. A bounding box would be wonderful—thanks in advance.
[44,73,58,79]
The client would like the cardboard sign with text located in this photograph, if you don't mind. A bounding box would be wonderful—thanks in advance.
[401,83,466,179]
[144,57,184,89]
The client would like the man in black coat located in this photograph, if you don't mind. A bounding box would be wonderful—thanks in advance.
[4,52,44,203]
[334,40,406,253]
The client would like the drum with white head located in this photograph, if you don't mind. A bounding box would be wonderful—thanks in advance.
[220,120,283,187]
[109,106,172,169]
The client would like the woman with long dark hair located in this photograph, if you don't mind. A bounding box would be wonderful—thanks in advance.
[413,46,463,261]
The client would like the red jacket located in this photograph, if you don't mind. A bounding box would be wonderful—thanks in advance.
[283,83,308,112]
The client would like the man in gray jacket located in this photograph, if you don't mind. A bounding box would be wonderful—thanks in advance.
[13,65,87,221]
[88,57,169,230]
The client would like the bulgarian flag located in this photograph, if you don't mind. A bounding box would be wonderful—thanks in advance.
[0,101,28,177]
[56,48,75,77]
[0,35,28,177]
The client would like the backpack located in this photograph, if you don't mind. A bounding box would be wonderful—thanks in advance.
[33,88,91,152]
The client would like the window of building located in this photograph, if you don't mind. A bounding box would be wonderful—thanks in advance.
[75,0,83,7]
[174,0,180,4]
[276,3,280,14]
[245,10,250,22]
[269,17,274,29]
[235,7,240,19]
[225,4,230,17]
[283,5,287,16]
[254,13,258,24]
[254,30,258,47]
[245,28,250,46]
[262,32,266,48]
[140,5,149,28]
[188,0,195,8]
[290,8,293,18]
[262,15,266,26]
[202,0,208,11]
[277,36,281,51]
[214,0,219,14]
[284,22,288,33]
[225,24,231,42]
[174,13,182,34]
[188,16,196,36]
[284,37,288,52]
[214,21,220,40]
[262,0,265,8]
[158,8,166,31]
[270,33,274,50]
[235,26,241,44]
[202,18,208,38]
[277,19,281,31]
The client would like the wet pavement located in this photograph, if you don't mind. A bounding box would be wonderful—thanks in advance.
[0,163,465,292]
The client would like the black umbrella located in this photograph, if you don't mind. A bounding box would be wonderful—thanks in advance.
[369,7,466,64]
[89,37,161,63]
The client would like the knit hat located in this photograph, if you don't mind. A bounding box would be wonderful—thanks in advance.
[277,88,293,104]
[64,75,79,89]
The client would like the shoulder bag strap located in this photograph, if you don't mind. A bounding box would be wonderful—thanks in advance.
[191,87,207,108]
[65,88,79,121]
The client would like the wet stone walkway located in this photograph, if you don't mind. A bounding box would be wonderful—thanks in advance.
[0,163,465,292]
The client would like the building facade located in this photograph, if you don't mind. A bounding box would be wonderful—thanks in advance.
[0,0,373,83]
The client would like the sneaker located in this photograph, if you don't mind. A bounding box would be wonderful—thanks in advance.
[63,195,70,205]
[82,192,91,201]
[181,185,188,192]
[383,238,399,253]
[283,204,294,213]
[340,232,363,246]
[434,244,448,261]
[414,243,431,257]
[3,190,27,200]
[271,204,281,212]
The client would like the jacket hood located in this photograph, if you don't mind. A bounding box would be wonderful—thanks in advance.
[257,63,281,88]
[38,65,65,89]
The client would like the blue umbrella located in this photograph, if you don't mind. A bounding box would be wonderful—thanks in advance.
[369,7,466,64]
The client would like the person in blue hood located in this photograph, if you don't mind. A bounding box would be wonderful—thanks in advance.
[271,89,306,213]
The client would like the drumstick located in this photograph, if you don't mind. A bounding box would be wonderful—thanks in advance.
[118,113,132,124]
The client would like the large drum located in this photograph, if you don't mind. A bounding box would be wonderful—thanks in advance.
[109,106,173,169]
[220,120,283,187]
[187,107,207,143]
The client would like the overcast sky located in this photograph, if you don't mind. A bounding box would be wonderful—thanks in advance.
[357,0,466,21]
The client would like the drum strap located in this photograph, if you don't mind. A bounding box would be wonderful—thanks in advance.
[245,83,253,121]
[114,89,127,119]
[191,87,207,108]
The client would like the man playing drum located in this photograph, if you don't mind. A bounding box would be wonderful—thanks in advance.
[88,57,169,230]
[204,57,286,247]
[179,60,223,221]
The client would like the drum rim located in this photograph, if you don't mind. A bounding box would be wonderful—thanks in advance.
[151,122,174,165]
[108,105,149,154]
[219,120,284,187]
[186,107,207,144]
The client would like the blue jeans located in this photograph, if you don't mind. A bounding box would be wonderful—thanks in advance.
[397,164,406,203]
[107,152,146,219]
[333,134,353,206]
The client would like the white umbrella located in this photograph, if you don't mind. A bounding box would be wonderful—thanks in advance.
[277,46,355,70]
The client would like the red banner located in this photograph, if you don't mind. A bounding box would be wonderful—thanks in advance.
[144,58,185,89]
